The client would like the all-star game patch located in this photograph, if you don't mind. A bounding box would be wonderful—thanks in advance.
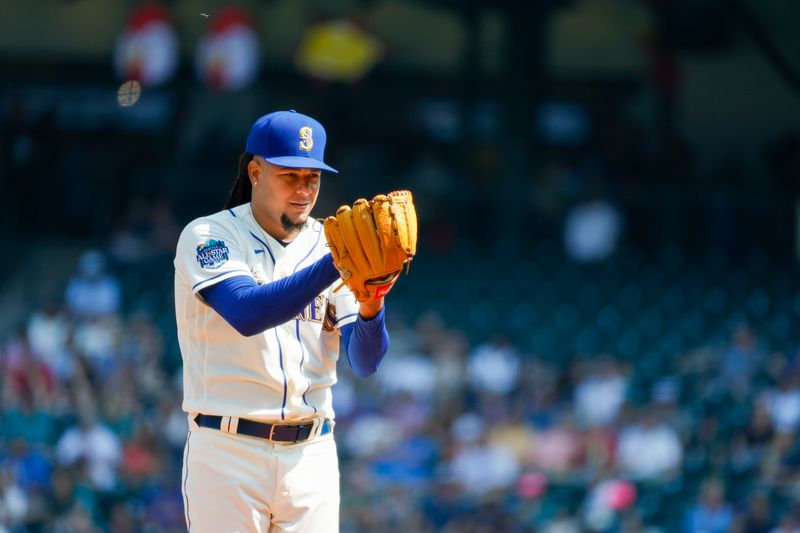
[196,239,229,269]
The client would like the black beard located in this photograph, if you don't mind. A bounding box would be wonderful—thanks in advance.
[281,214,306,233]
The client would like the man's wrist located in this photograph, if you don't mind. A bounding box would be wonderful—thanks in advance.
[358,298,384,320]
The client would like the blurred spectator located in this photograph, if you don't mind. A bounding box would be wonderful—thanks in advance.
[26,300,73,381]
[582,425,617,477]
[376,352,438,399]
[73,315,122,379]
[487,412,537,469]
[420,478,472,531]
[520,356,561,429]
[386,391,435,437]
[739,490,774,533]
[684,478,734,533]
[530,418,583,475]
[466,337,520,396]
[728,432,760,479]
[446,413,520,497]
[574,355,629,428]
[721,324,764,395]
[616,409,682,480]
[343,413,402,459]
[119,425,159,491]
[141,477,185,532]
[564,197,622,262]
[1,327,56,405]
[516,471,548,501]
[746,402,776,452]
[761,376,800,435]
[65,250,121,319]
[369,423,439,488]
[46,465,98,526]
[583,479,637,532]
[0,465,28,531]
[6,437,52,497]
[55,407,122,492]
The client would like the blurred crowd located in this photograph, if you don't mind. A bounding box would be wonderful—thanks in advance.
[2,189,800,533]
[0,199,184,533]
[3,72,800,530]
[335,316,800,533]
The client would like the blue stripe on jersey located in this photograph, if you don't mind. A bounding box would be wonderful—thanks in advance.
[228,208,237,218]
[296,320,317,413]
[293,224,323,273]
[335,312,358,325]
[191,269,252,291]
[273,329,288,420]
[249,231,276,265]
[182,431,192,531]
[254,249,264,254]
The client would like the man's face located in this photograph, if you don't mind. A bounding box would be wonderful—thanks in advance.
[249,157,321,236]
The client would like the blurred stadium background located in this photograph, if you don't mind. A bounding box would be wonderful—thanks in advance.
[2,0,800,531]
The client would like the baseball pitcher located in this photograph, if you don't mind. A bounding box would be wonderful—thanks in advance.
[173,110,416,532]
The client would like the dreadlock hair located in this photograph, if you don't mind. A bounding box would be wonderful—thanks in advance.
[224,152,254,209]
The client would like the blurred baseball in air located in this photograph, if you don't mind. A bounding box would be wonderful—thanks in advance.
[196,7,259,92]
[117,80,142,107]
[113,3,179,88]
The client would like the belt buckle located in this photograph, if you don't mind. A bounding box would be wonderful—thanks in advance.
[268,424,278,441]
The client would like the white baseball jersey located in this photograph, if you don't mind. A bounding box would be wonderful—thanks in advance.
[173,202,359,423]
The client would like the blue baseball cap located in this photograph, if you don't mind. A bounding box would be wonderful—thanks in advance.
[245,110,338,173]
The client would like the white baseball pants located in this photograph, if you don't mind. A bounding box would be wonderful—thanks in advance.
[181,416,340,533]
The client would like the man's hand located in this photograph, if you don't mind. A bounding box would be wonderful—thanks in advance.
[324,190,417,302]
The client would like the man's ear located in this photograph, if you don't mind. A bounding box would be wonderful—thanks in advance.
[248,159,261,185]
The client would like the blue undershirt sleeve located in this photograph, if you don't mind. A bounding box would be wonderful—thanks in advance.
[340,307,390,378]
[199,253,340,336]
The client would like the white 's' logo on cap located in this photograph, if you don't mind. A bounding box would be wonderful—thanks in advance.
[299,127,313,151]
